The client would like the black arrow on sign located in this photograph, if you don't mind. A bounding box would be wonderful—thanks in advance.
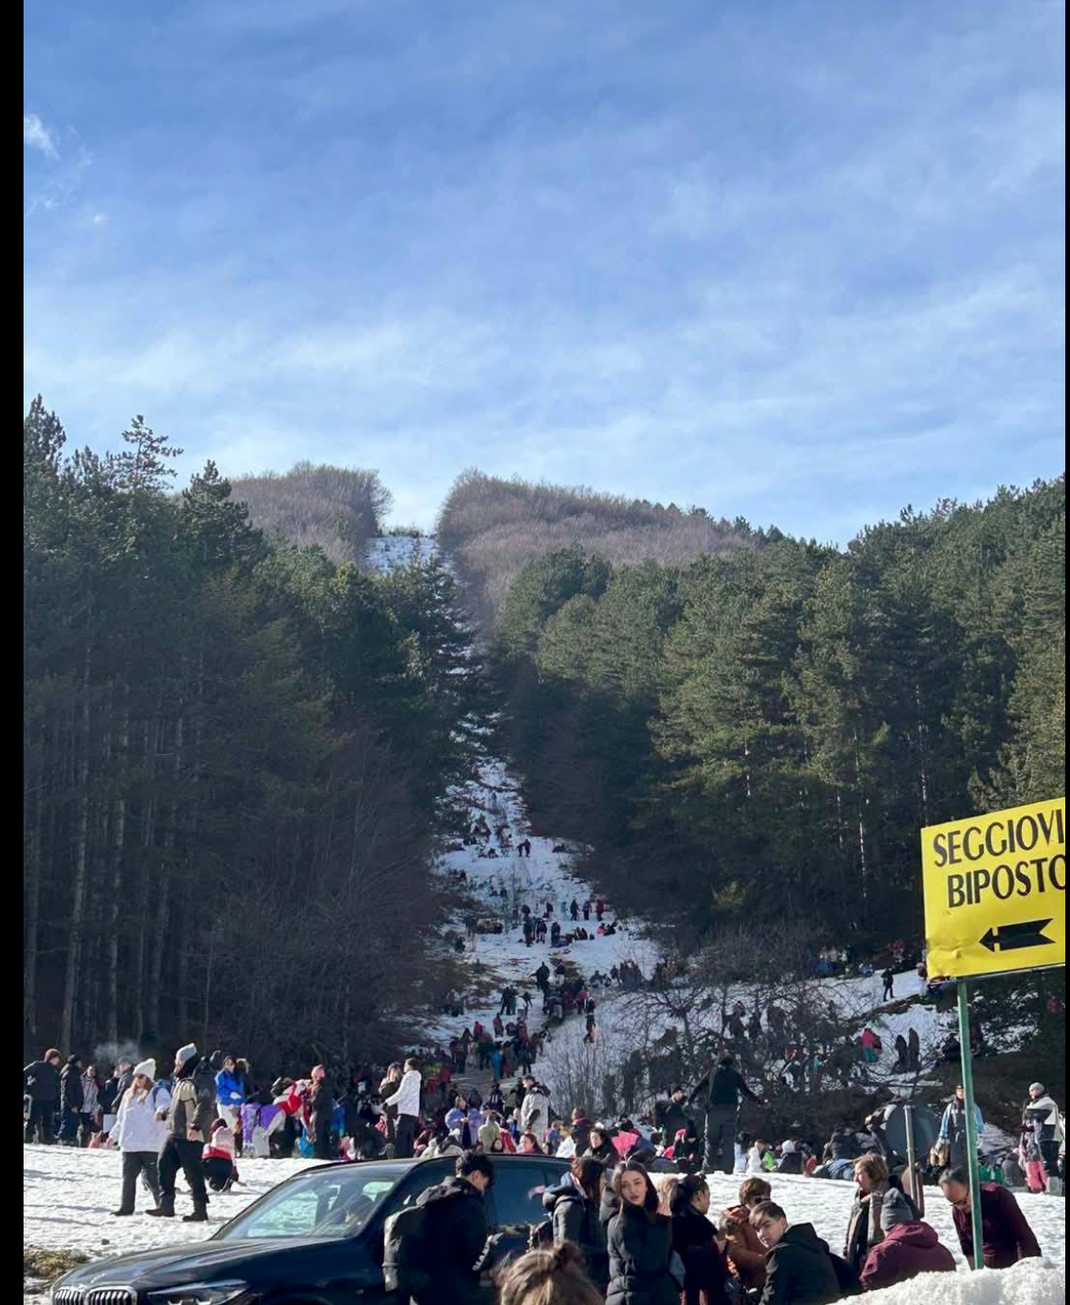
[979,920,1054,953]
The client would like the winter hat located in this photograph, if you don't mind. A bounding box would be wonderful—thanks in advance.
[781,1140,796,1154]
[1029,1082,1045,1095]
[133,1059,156,1080]
[176,1042,197,1066]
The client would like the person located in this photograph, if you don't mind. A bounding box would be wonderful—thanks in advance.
[149,1042,214,1222]
[23,1047,62,1144]
[672,1120,703,1175]
[58,1054,85,1145]
[214,1055,245,1128]
[907,1028,920,1071]
[1022,1082,1063,1179]
[777,1139,804,1175]
[497,1242,603,1305]
[478,1110,502,1152]
[656,1086,690,1148]
[414,1151,494,1305]
[938,1085,984,1169]
[309,1065,335,1160]
[570,1107,593,1157]
[110,1059,167,1215]
[76,1062,101,1145]
[843,1152,918,1274]
[519,1076,551,1138]
[892,1035,908,1071]
[549,1156,610,1292]
[691,1055,761,1174]
[668,1173,731,1305]
[202,1118,239,1192]
[722,1176,771,1293]
[384,1057,422,1159]
[938,1166,1042,1268]
[605,1161,679,1305]
[749,1201,841,1305]
[379,1062,403,1143]
[880,968,895,1001]
[98,1065,122,1140]
[859,1220,956,1291]
[585,1127,619,1167]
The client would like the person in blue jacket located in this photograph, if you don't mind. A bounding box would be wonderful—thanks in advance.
[215,1054,245,1127]
[939,1085,983,1168]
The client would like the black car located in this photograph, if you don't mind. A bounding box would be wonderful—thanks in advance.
[51,1154,569,1305]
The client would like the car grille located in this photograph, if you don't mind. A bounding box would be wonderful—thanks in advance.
[51,1290,84,1305]
[53,1288,138,1305]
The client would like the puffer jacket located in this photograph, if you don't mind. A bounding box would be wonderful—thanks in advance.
[215,1068,246,1111]
[761,1222,841,1305]
[519,1085,550,1134]
[606,1204,679,1305]
[551,1186,609,1291]
[59,1059,84,1113]
[671,1203,730,1305]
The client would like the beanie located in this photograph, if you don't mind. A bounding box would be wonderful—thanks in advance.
[1029,1082,1045,1095]
[133,1059,156,1080]
[176,1042,197,1066]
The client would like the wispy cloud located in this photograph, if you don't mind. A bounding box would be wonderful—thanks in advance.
[23,113,58,158]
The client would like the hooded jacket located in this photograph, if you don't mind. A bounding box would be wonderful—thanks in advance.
[519,1084,550,1134]
[844,1180,919,1271]
[859,1221,955,1291]
[760,1223,841,1305]
[415,1176,489,1305]
[215,1068,246,1110]
[551,1185,610,1290]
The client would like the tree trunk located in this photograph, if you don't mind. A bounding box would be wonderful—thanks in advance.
[61,621,93,1053]
[105,691,129,1044]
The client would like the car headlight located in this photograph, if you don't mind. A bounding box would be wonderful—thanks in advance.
[146,1283,251,1305]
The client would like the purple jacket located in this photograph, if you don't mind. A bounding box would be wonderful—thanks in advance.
[860,1222,955,1291]
[950,1184,1042,1270]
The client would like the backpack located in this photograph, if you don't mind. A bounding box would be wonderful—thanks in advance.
[383,1203,431,1296]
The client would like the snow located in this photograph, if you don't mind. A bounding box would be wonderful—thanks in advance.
[24,1144,1064,1298]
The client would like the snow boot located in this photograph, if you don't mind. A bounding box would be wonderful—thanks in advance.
[147,1195,175,1218]
[183,1202,209,1223]
[112,1208,134,1217]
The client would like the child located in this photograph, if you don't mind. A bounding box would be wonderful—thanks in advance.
[202,1118,239,1193]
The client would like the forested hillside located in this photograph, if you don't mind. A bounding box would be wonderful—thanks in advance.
[231,462,390,565]
[438,469,762,627]
[493,482,1066,948]
[23,400,483,1068]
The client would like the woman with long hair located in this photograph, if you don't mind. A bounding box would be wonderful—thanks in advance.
[110,1059,168,1216]
[606,1161,680,1305]
[844,1152,918,1274]
[549,1156,609,1292]
[667,1174,731,1304]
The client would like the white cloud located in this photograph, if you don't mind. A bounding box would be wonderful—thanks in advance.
[23,113,58,159]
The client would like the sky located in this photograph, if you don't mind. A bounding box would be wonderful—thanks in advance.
[24,1,1065,543]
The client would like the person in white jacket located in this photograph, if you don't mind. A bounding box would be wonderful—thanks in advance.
[518,1077,550,1139]
[111,1059,170,1216]
[383,1058,422,1159]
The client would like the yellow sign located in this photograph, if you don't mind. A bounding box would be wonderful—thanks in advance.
[922,797,1065,979]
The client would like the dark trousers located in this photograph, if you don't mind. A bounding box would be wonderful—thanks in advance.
[394,1114,417,1159]
[703,1106,737,1174]
[80,1113,100,1146]
[159,1137,209,1209]
[59,1108,81,1142]
[313,1120,335,1160]
[25,1100,57,1143]
[120,1151,160,1212]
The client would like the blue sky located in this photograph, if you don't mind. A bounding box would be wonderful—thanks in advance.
[25,1,1064,542]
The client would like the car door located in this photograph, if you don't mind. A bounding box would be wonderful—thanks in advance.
[486,1159,560,1230]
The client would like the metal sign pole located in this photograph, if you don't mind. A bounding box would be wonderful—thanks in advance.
[956,979,984,1270]
[903,1104,923,1216]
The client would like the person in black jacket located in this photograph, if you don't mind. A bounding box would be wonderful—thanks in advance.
[584,1126,620,1168]
[58,1054,85,1145]
[150,1042,214,1223]
[24,1048,63,1144]
[309,1065,334,1160]
[668,1173,731,1305]
[415,1151,493,1305]
[656,1086,691,1150]
[550,1156,610,1292]
[606,1161,679,1305]
[691,1055,762,1174]
[750,1201,841,1305]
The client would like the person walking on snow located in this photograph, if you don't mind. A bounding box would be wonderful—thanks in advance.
[881,968,895,1001]
[691,1055,762,1175]
[110,1059,169,1215]
[24,1048,62,1144]
[939,1085,984,1169]
[149,1042,214,1222]
[383,1057,422,1159]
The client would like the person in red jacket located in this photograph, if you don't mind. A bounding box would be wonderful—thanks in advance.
[938,1168,1042,1269]
[860,1222,956,1291]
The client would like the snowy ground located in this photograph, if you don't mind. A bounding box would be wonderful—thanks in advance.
[24,1144,1064,1299]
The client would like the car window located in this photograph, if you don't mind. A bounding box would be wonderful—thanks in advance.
[388,1161,450,1212]
[219,1164,414,1241]
[488,1163,556,1229]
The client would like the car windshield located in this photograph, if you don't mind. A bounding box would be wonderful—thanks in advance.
[216,1164,409,1241]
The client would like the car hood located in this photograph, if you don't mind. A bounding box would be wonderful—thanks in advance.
[57,1236,331,1289]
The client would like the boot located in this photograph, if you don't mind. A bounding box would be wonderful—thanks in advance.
[112,1208,134,1217]
[182,1202,209,1223]
[147,1195,175,1218]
